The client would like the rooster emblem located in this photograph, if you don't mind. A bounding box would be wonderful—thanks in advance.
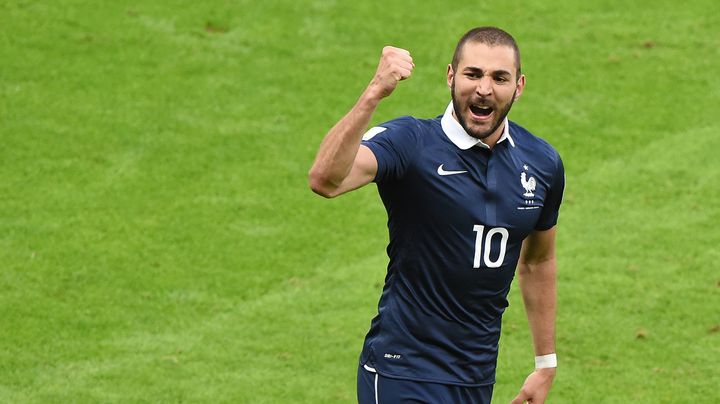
[521,172,536,197]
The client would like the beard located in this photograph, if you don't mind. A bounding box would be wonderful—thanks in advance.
[451,79,516,140]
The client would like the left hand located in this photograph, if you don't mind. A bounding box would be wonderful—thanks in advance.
[510,368,556,404]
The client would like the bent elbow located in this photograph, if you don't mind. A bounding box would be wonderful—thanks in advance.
[309,181,337,198]
[308,170,339,198]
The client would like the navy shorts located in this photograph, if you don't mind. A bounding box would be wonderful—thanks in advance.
[357,363,494,404]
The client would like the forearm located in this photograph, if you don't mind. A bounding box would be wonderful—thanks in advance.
[512,195,560,404]
[308,88,381,191]
[309,46,413,197]
[517,257,557,356]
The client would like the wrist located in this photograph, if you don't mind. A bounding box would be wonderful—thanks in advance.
[357,87,383,110]
[535,366,557,383]
[535,353,557,369]
[364,76,396,101]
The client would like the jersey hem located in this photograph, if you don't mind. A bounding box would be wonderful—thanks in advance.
[360,359,496,387]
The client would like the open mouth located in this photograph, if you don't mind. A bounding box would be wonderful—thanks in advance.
[469,104,493,118]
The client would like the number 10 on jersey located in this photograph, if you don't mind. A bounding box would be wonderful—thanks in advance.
[473,225,509,269]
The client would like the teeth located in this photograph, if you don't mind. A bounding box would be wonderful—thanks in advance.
[472,105,492,115]
[470,104,492,117]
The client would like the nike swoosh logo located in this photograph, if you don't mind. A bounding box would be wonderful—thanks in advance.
[437,164,468,176]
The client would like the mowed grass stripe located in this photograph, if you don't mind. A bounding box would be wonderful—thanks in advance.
[9,250,387,403]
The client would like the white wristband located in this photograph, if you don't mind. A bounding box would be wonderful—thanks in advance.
[535,353,557,369]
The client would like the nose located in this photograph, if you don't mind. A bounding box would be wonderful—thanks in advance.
[475,76,493,97]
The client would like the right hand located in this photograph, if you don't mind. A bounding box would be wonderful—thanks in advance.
[368,46,414,99]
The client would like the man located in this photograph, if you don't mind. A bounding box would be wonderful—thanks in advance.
[309,27,564,404]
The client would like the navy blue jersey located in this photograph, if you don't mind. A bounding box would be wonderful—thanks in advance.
[359,102,565,386]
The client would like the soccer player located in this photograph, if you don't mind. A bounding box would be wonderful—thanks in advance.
[308,27,564,404]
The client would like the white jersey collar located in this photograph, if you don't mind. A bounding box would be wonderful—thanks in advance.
[440,101,515,150]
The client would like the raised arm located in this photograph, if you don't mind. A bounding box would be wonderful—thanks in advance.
[308,46,414,198]
[512,226,558,404]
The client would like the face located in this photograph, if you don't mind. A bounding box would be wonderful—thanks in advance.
[447,42,525,141]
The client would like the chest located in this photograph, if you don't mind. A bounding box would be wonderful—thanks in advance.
[397,143,551,236]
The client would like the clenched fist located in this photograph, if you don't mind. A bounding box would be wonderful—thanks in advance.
[368,46,414,99]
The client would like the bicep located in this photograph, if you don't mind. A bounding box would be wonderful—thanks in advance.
[333,145,378,196]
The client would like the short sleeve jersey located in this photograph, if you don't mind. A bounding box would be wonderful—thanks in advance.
[358,102,565,386]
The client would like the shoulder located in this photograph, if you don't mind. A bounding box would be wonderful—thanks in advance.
[508,120,562,164]
[361,116,437,183]
[362,115,437,142]
[367,115,422,132]
[384,115,435,129]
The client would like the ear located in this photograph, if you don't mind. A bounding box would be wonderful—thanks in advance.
[446,64,454,88]
[514,74,526,100]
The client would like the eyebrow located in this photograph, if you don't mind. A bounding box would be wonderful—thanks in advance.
[463,66,513,77]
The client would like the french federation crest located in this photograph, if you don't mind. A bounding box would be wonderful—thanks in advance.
[520,166,536,197]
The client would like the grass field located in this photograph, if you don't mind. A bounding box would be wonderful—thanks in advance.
[1,0,719,402]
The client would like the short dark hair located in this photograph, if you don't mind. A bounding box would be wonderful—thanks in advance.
[451,27,521,77]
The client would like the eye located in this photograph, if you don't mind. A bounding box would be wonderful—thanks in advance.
[494,76,509,83]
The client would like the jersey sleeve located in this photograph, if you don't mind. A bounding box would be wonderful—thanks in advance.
[360,116,422,184]
[535,155,565,231]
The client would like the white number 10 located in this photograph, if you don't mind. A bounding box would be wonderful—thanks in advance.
[473,225,509,269]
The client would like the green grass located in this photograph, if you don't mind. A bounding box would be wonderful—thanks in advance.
[1,0,719,402]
